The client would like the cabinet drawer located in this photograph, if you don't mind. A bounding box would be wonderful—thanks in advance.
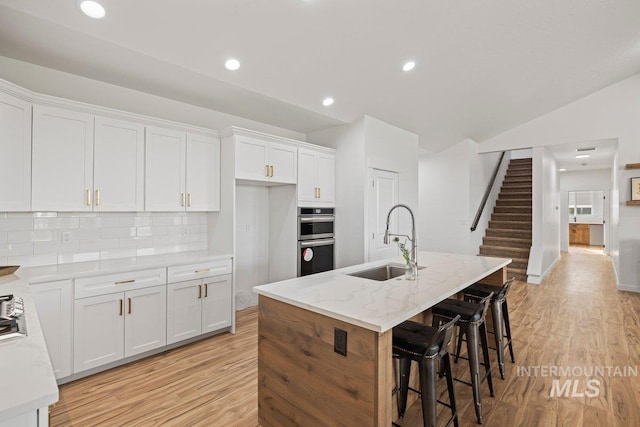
[75,268,167,299]
[167,259,232,283]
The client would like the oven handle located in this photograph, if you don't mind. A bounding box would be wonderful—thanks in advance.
[299,216,335,223]
[299,239,335,248]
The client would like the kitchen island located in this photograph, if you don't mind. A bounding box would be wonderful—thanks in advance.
[254,250,510,426]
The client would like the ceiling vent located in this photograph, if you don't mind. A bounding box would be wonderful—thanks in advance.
[576,147,597,152]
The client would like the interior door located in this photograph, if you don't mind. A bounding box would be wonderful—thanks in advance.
[368,168,399,262]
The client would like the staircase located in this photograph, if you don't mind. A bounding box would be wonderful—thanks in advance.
[479,158,532,282]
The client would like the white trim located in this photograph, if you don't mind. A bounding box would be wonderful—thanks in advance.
[220,126,335,153]
[617,283,640,293]
[0,77,218,137]
[526,254,561,284]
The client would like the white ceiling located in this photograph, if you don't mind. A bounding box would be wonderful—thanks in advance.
[1,0,640,152]
[548,139,618,172]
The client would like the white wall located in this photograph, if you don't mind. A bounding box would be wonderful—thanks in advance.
[308,115,419,268]
[308,118,366,268]
[363,116,419,259]
[419,139,505,255]
[527,147,561,284]
[234,185,270,309]
[479,73,640,290]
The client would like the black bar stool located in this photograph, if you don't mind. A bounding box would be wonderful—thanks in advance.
[392,315,460,427]
[431,293,494,424]
[458,278,516,379]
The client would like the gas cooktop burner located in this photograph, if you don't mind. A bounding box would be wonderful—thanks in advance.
[0,294,27,342]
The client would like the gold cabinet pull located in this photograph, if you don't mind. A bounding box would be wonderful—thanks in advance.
[195,268,210,274]
[270,165,274,177]
[204,283,208,298]
[115,279,135,285]
[128,297,132,314]
[95,189,100,206]
[181,193,186,207]
[265,165,270,177]
[187,193,192,207]
[314,188,319,198]
[318,187,321,199]
[86,189,92,206]
[119,299,123,316]
[198,284,202,299]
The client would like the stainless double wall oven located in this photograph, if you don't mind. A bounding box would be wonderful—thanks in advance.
[297,208,335,276]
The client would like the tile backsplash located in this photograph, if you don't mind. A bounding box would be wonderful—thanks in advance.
[0,212,208,267]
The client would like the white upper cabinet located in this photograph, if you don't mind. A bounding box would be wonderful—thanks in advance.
[145,126,186,211]
[186,134,221,211]
[146,126,220,211]
[32,106,145,212]
[297,148,335,207]
[32,106,94,211]
[0,92,31,211]
[93,117,145,211]
[235,135,297,184]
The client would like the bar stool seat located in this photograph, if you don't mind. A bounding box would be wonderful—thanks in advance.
[432,293,494,424]
[393,315,460,427]
[460,278,515,380]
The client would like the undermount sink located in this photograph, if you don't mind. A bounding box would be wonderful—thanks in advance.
[346,264,424,281]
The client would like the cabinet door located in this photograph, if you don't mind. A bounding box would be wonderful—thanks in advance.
[166,280,202,344]
[145,126,186,211]
[316,152,335,204]
[201,274,232,334]
[73,293,125,373]
[297,148,317,204]
[235,136,268,181]
[0,92,31,211]
[32,106,94,211]
[268,142,297,184]
[124,285,167,357]
[31,280,72,379]
[94,117,145,211]
[186,134,220,211]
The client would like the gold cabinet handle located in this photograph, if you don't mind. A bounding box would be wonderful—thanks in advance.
[270,165,274,177]
[198,284,202,299]
[128,297,132,314]
[318,187,321,199]
[115,279,135,285]
[265,165,270,177]
[204,283,208,298]
[187,193,192,207]
[195,268,210,274]
[315,187,319,198]
[86,189,92,206]
[95,189,100,206]
[119,299,123,316]
[181,193,186,207]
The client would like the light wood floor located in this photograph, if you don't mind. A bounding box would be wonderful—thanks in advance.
[52,247,640,426]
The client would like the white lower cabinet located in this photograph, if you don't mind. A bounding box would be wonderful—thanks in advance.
[73,285,166,373]
[31,280,73,380]
[167,274,232,344]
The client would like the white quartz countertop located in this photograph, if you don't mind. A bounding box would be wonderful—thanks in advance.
[0,274,58,421]
[254,251,511,333]
[17,251,233,284]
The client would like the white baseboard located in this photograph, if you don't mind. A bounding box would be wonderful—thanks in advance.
[527,254,561,285]
[617,283,640,293]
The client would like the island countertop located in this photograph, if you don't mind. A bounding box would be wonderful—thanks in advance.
[253,250,511,332]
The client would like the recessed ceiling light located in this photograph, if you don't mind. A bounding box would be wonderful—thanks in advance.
[402,61,416,72]
[559,168,567,172]
[79,0,106,19]
[225,59,241,71]
[575,154,590,159]
[322,97,334,107]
